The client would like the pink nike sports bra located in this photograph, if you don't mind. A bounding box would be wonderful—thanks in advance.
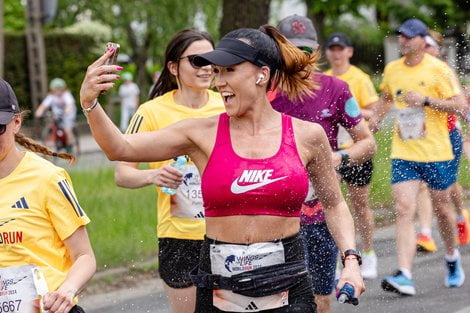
[202,113,309,217]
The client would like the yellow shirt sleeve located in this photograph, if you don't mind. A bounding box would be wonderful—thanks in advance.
[358,75,379,107]
[435,65,461,99]
[46,169,90,241]
[126,104,158,134]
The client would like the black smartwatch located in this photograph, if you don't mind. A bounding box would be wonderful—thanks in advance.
[338,150,351,168]
[341,249,362,266]
[423,97,430,107]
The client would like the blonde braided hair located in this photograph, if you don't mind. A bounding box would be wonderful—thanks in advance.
[13,112,75,163]
[14,132,75,163]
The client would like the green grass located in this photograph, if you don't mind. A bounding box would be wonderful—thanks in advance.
[69,168,157,270]
[369,127,394,208]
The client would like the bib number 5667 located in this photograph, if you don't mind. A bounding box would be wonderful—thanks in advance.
[0,300,22,313]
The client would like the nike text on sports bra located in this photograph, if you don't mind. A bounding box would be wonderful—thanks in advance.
[202,113,309,217]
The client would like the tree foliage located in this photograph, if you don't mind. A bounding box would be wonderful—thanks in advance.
[49,0,222,96]
[304,0,469,36]
[4,0,25,31]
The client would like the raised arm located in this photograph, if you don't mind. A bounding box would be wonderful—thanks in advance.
[79,50,195,163]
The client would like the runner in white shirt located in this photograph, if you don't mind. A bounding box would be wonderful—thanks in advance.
[118,72,140,131]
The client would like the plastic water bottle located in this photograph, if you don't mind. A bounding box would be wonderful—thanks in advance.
[336,283,359,305]
[161,156,187,195]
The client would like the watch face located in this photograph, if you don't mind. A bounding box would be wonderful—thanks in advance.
[342,249,362,266]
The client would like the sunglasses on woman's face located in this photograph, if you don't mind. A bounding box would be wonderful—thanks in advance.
[0,124,7,136]
[179,54,201,69]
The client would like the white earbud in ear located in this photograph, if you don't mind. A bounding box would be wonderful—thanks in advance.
[255,74,265,85]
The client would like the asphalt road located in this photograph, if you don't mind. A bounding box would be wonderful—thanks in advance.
[81,224,470,313]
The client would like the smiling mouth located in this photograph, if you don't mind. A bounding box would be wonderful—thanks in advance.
[221,92,235,102]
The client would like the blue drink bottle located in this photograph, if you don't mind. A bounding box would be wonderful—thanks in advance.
[161,156,187,195]
[337,283,359,305]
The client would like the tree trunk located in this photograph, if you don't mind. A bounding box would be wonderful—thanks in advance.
[306,11,325,49]
[219,0,271,36]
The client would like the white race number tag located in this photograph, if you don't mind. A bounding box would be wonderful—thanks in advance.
[397,107,426,140]
[337,125,353,149]
[0,265,47,313]
[210,241,288,312]
[170,164,205,219]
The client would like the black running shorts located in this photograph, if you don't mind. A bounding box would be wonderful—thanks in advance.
[158,237,203,288]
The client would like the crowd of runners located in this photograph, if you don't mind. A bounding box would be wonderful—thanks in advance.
[1,13,469,313]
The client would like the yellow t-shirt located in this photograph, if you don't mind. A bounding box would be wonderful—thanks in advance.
[126,89,224,240]
[325,65,379,109]
[380,54,461,162]
[0,152,89,292]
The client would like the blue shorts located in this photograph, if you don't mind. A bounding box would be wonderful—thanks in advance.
[448,128,463,183]
[391,129,462,190]
[300,222,337,295]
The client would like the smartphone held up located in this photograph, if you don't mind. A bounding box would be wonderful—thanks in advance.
[101,42,120,93]
[105,42,120,66]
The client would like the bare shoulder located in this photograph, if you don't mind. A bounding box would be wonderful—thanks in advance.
[291,118,327,145]
[175,115,220,154]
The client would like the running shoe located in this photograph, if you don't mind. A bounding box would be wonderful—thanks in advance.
[361,251,378,279]
[457,209,470,245]
[445,256,465,288]
[381,270,416,296]
[416,233,437,252]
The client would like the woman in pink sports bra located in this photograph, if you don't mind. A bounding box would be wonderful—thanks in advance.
[79,25,364,312]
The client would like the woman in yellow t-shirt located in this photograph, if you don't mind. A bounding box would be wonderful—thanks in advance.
[114,29,224,313]
[0,79,95,313]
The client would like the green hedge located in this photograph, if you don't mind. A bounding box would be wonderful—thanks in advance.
[4,31,98,112]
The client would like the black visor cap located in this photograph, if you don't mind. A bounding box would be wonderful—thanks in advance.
[192,38,273,68]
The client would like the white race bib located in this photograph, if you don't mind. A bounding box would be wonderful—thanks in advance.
[210,241,288,312]
[170,164,205,219]
[0,265,48,313]
[397,107,426,140]
[337,125,353,149]
[304,181,317,203]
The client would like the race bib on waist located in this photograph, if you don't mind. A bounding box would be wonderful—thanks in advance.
[337,125,353,149]
[0,265,47,313]
[170,164,205,219]
[397,107,426,140]
[210,241,288,312]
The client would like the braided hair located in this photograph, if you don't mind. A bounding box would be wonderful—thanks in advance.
[14,112,75,163]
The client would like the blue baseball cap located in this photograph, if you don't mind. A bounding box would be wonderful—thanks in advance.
[396,18,428,38]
